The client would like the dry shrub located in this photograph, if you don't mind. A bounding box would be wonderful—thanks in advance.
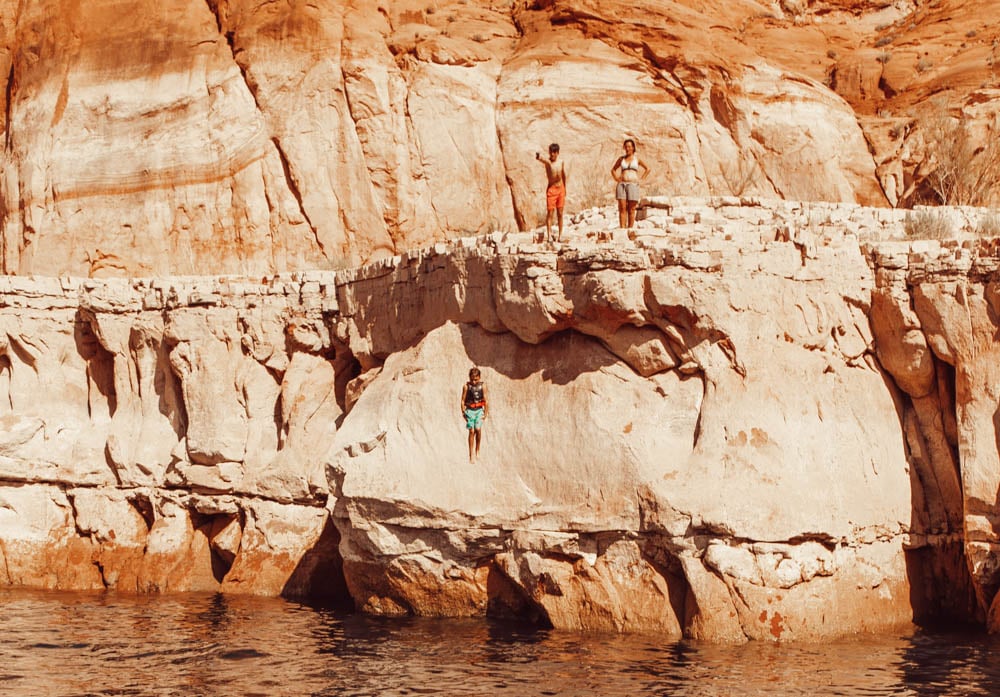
[720,157,759,196]
[920,105,1000,206]
[976,212,1000,237]
[904,209,952,239]
[573,168,614,211]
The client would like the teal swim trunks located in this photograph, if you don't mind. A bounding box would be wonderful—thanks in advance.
[464,407,485,430]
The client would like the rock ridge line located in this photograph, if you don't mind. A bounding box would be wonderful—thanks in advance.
[0,196,997,640]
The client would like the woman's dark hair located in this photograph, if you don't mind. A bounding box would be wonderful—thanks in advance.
[623,138,636,150]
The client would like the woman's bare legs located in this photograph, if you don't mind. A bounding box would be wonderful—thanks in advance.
[627,200,638,228]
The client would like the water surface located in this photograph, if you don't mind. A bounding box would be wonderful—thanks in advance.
[1,588,997,696]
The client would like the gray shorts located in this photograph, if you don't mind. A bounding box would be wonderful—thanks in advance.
[616,181,640,202]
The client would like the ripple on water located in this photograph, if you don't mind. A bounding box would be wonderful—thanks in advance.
[3,588,1000,696]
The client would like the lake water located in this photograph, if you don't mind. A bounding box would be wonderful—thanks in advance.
[1,587,998,696]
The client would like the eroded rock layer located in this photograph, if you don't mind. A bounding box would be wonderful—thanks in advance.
[4,0,1000,277]
[1,197,996,640]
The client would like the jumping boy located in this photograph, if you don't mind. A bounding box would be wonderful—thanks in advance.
[536,143,567,242]
[460,367,488,463]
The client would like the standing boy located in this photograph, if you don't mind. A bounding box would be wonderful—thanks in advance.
[536,143,567,242]
[460,367,488,463]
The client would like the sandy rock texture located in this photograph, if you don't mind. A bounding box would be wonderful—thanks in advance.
[0,279,344,598]
[867,234,1000,628]
[2,197,999,640]
[4,0,999,277]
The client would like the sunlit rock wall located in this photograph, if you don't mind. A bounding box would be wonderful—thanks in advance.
[2,198,997,640]
[1,0,927,279]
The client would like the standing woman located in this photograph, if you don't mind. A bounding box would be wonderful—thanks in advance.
[611,139,650,229]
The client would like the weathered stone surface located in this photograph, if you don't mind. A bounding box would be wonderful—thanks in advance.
[1,0,999,645]
[1,199,1000,640]
[0,485,103,589]
[898,279,1000,612]
[220,500,330,595]
[6,1,999,277]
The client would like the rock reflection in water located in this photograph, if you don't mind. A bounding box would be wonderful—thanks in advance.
[1,588,999,696]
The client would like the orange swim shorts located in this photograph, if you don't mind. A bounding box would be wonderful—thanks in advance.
[546,184,566,211]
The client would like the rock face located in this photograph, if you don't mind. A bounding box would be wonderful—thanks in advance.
[3,0,1000,643]
[4,0,999,277]
[2,196,998,640]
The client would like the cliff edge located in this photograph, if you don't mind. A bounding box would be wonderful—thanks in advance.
[1,197,997,641]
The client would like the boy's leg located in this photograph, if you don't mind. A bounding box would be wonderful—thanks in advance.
[546,208,554,240]
[474,427,482,457]
[468,427,476,462]
[556,206,564,241]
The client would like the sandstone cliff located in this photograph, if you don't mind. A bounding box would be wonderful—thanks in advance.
[2,197,998,640]
[4,0,1000,641]
[3,0,999,277]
